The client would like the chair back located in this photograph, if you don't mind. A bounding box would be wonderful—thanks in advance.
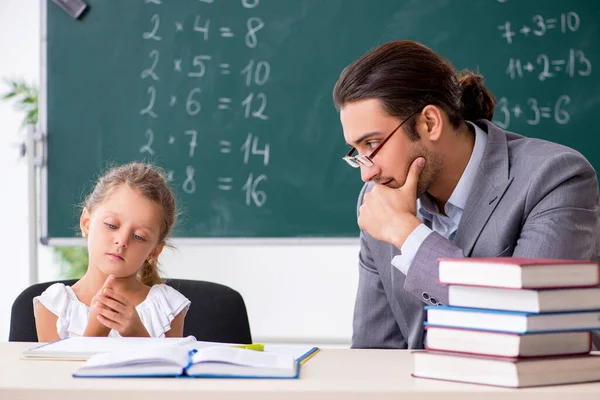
[9,278,252,344]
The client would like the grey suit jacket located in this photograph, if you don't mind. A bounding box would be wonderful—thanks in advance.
[352,120,600,350]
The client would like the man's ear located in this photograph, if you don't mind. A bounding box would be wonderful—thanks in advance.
[149,241,166,261]
[419,105,444,143]
[80,207,91,238]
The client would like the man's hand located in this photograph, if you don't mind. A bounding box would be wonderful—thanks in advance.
[95,288,150,337]
[358,157,425,248]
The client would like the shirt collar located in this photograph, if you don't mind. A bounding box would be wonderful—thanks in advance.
[418,121,488,216]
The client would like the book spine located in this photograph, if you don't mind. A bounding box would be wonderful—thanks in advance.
[423,345,592,359]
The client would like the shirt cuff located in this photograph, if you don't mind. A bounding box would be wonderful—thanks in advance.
[391,224,433,275]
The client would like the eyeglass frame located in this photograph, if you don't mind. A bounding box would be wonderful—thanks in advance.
[342,109,421,168]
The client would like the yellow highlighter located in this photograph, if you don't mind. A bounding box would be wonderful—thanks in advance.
[233,343,265,351]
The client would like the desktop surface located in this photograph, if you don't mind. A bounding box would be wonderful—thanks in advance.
[2,342,600,399]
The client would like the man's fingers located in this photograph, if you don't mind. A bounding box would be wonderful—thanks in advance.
[402,157,425,191]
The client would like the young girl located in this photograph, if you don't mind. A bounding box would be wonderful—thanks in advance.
[34,162,190,341]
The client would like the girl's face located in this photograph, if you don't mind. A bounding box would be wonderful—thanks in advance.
[80,185,165,281]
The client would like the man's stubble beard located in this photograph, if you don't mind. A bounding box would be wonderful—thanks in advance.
[414,144,444,199]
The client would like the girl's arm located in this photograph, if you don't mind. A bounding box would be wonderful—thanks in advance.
[34,302,61,342]
[84,291,112,337]
[164,311,185,337]
[83,307,111,337]
[83,275,114,337]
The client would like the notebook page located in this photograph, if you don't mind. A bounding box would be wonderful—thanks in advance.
[192,346,294,369]
[23,336,197,359]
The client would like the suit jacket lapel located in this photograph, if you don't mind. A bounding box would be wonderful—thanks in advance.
[454,121,514,256]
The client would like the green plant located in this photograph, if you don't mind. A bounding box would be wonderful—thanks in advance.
[54,246,88,279]
[2,78,89,279]
[2,79,38,127]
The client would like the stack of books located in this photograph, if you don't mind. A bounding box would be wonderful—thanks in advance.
[412,257,600,388]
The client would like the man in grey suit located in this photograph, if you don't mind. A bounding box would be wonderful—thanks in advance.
[333,40,600,349]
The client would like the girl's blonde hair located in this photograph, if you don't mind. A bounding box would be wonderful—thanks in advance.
[83,162,177,286]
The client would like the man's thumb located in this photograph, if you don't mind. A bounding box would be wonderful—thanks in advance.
[404,157,426,189]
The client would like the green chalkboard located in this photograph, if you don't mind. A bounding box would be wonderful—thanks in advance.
[43,0,600,241]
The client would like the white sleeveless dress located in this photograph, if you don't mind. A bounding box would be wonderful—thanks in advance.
[33,283,191,338]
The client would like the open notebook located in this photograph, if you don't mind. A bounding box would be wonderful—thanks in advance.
[22,336,199,360]
[72,344,318,379]
[22,337,320,378]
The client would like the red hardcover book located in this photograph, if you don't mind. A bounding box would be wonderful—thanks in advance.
[412,350,600,388]
[446,285,600,312]
[437,257,600,289]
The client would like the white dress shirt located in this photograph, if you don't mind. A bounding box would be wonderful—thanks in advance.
[391,122,488,275]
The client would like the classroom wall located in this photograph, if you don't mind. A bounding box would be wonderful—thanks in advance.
[0,0,42,340]
[0,0,360,344]
[160,243,359,344]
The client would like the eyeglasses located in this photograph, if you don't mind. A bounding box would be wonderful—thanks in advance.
[342,110,421,168]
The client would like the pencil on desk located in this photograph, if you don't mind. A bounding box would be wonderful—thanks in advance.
[233,343,265,351]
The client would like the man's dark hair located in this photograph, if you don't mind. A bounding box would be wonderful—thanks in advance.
[333,40,496,141]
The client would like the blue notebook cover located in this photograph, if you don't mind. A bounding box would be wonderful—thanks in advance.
[424,305,600,334]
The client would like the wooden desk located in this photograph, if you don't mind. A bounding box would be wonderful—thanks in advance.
[2,342,600,399]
